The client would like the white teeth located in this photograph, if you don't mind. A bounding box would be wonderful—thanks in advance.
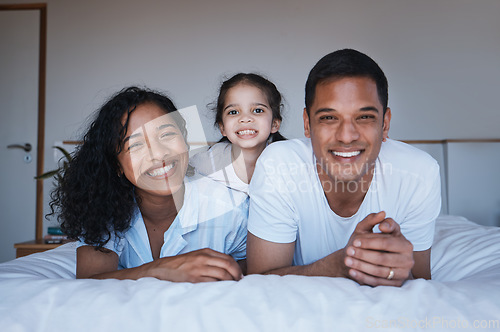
[237,129,256,135]
[333,151,361,158]
[147,163,174,177]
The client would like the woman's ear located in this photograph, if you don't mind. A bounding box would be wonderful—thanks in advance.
[117,164,124,177]
[271,119,281,133]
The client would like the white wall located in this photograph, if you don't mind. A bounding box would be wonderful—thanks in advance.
[1,0,499,256]
[447,142,500,227]
[410,141,500,226]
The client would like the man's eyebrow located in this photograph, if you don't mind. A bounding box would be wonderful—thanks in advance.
[360,106,379,112]
[313,108,335,115]
[123,132,142,144]
[312,106,380,115]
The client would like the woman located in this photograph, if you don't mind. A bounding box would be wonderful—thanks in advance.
[50,86,247,282]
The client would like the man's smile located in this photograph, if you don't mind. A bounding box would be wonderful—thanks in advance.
[332,150,361,158]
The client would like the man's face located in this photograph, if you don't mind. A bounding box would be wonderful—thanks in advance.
[303,76,391,186]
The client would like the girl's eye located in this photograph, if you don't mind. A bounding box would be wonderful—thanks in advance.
[253,108,264,114]
[227,110,238,115]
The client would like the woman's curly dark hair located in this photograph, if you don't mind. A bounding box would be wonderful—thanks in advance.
[49,86,186,248]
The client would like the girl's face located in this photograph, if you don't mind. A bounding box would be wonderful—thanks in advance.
[117,102,189,197]
[219,84,280,151]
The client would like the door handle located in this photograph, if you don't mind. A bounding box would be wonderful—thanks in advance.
[7,143,32,152]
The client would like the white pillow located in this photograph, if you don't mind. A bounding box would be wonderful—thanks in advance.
[431,215,500,281]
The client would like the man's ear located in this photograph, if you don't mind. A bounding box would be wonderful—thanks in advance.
[382,107,391,141]
[270,119,281,133]
[219,123,226,137]
[303,108,311,138]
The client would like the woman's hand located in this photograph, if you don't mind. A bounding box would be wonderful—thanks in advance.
[77,246,242,282]
[147,248,243,282]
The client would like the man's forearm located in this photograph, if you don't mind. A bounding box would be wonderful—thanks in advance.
[261,263,330,277]
[260,250,346,278]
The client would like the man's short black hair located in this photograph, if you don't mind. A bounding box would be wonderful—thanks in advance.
[305,49,388,115]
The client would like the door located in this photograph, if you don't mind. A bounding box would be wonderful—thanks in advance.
[0,10,40,263]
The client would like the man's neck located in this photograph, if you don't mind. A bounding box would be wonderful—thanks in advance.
[317,165,374,218]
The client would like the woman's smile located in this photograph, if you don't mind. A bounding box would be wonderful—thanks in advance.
[145,160,177,178]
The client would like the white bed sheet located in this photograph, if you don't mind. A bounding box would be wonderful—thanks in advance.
[1,215,499,331]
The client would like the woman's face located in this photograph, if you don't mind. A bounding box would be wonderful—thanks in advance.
[117,102,189,197]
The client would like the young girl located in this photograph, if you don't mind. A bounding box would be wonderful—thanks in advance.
[50,87,248,282]
[190,73,286,194]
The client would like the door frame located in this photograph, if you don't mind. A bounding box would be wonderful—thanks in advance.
[0,3,46,241]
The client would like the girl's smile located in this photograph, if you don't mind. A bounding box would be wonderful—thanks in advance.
[235,128,259,139]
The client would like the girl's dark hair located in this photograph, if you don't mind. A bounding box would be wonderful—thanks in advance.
[213,73,286,143]
[49,86,185,248]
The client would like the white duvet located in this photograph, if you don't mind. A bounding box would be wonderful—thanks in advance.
[1,215,499,332]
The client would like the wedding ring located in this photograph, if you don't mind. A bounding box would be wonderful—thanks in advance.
[387,268,395,280]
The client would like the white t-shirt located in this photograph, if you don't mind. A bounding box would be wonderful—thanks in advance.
[248,138,441,266]
[190,142,249,194]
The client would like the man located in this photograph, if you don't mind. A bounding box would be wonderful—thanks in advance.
[246,49,441,286]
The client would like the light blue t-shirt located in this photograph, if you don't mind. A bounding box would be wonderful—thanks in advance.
[79,175,248,269]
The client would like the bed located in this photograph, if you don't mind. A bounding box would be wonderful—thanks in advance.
[0,215,499,331]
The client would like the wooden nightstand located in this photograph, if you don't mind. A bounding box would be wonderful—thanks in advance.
[14,240,62,258]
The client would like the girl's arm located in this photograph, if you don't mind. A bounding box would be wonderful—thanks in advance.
[76,246,243,282]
